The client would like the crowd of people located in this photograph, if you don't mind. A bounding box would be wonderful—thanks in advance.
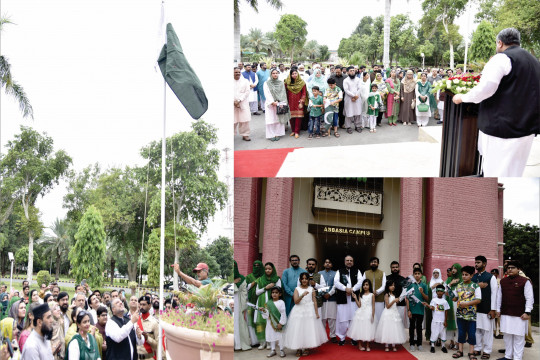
[234,255,534,360]
[0,276,194,360]
[234,60,465,142]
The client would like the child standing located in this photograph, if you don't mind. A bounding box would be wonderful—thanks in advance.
[283,272,327,357]
[452,265,481,360]
[324,78,342,138]
[423,284,450,353]
[406,268,429,352]
[347,279,376,351]
[260,287,287,358]
[367,84,382,133]
[375,280,407,351]
[308,86,324,139]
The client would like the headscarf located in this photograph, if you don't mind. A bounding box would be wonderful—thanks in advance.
[402,70,416,93]
[446,263,462,289]
[267,70,288,102]
[445,263,462,331]
[255,263,280,326]
[0,317,14,341]
[284,69,306,95]
[234,261,245,286]
[307,68,328,96]
[0,293,8,320]
[417,77,431,97]
[373,73,388,97]
[430,268,444,289]
[246,260,264,304]
[66,333,100,360]
[9,299,23,327]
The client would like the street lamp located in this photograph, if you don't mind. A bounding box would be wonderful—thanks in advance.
[421,53,425,70]
[8,252,14,291]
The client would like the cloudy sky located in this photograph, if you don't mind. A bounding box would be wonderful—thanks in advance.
[500,178,539,226]
[1,0,233,243]
[238,0,480,50]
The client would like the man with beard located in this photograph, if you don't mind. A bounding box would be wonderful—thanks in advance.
[57,292,71,337]
[319,258,337,343]
[242,63,260,115]
[329,65,346,128]
[471,255,498,359]
[51,286,60,300]
[106,298,144,360]
[387,261,407,327]
[300,258,326,317]
[370,65,380,82]
[20,303,54,359]
[363,257,386,324]
[234,67,252,141]
[282,255,307,316]
[343,66,364,134]
[22,285,30,302]
[256,62,270,112]
[136,295,158,359]
[334,255,363,346]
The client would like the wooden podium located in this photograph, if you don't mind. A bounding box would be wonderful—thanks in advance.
[439,92,482,177]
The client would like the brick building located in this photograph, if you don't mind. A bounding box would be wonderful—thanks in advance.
[234,178,504,279]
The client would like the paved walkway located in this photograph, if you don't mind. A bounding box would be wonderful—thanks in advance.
[235,327,540,360]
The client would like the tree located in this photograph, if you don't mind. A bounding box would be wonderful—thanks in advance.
[0,17,33,120]
[275,14,308,62]
[496,0,540,56]
[246,28,270,53]
[469,21,496,63]
[318,45,330,62]
[0,126,71,281]
[39,218,70,280]
[69,205,106,288]
[353,17,374,37]
[234,0,283,62]
[383,0,392,68]
[475,0,501,23]
[389,14,417,65]
[206,236,233,279]
[146,229,161,287]
[421,0,468,69]
[302,40,320,60]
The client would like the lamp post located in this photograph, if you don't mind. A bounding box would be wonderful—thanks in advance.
[421,53,425,70]
[8,252,14,291]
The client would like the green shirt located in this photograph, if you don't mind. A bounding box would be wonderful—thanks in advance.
[310,95,324,117]
[455,281,481,321]
[201,279,212,286]
[407,281,429,315]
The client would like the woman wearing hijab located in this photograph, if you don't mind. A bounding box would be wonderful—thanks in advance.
[415,72,432,127]
[399,70,417,125]
[50,302,66,360]
[234,261,251,351]
[245,260,264,347]
[254,262,282,350]
[264,68,290,142]
[426,269,444,342]
[284,67,307,139]
[372,73,388,126]
[385,69,401,126]
[307,68,328,97]
[446,263,462,351]
[9,298,25,330]
[0,316,20,342]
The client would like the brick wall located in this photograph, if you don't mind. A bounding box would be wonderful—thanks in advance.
[497,183,504,271]
[234,178,262,275]
[262,178,295,275]
[423,178,501,279]
[399,178,424,274]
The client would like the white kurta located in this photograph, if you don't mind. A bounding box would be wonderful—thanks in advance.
[261,299,287,343]
[476,274,498,330]
[254,279,283,323]
[343,77,363,117]
[263,82,285,138]
[242,71,258,103]
[234,77,251,123]
[334,269,364,323]
[319,272,337,320]
[496,280,533,336]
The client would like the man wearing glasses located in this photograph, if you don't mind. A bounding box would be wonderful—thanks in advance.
[105,298,144,360]
[172,262,212,288]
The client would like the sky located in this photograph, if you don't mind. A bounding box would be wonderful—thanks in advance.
[1,0,233,244]
[500,178,540,226]
[238,0,480,50]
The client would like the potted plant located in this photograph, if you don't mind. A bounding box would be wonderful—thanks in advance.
[160,280,233,360]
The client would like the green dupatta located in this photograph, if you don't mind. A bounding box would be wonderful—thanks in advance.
[254,263,280,340]
[445,263,462,331]
[266,299,283,332]
[234,261,245,286]
[245,260,264,327]
[66,333,100,360]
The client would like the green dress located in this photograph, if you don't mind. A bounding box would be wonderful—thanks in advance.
[66,333,100,360]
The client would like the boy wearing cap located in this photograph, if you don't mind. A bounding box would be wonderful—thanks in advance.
[173,262,212,288]
[423,284,450,353]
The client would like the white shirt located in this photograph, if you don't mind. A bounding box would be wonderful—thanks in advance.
[333,269,364,293]
[68,335,100,360]
[430,297,450,323]
[63,313,70,337]
[461,53,512,104]
[105,316,144,358]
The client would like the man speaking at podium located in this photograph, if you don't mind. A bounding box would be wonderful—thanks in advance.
[453,28,540,177]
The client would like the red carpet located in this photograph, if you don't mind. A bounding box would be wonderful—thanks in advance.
[304,341,417,360]
[234,148,301,177]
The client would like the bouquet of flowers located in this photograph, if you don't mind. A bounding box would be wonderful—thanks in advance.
[431,73,481,95]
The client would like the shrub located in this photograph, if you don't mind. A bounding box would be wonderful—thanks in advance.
[36,271,51,287]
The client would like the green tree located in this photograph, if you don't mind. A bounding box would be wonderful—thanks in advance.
[146,229,161,287]
[0,17,33,120]
[0,126,71,281]
[318,45,330,61]
[275,14,308,62]
[246,28,270,53]
[302,40,320,60]
[389,14,417,65]
[206,236,233,279]
[353,17,374,37]
[69,205,106,288]
[39,218,70,280]
[496,0,540,56]
[234,0,283,62]
[469,21,497,63]
[475,0,500,23]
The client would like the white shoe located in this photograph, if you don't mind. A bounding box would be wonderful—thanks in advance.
[267,350,276,358]
[417,345,424,351]
[280,350,286,357]
[410,345,416,352]
[258,342,266,350]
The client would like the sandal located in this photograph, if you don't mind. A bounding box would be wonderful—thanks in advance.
[347,128,353,134]
[290,132,295,137]
[480,354,490,359]
[322,132,328,137]
[295,134,299,139]
[315,134,321,139]
[453,350,464,358]
[335,132,340,138]
[302,349,309,356]
[468,353,477,360]
[295,350,302,357]
[308,134,313,140]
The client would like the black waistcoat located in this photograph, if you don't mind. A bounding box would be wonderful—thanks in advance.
[336,267,360,304]
[106,315,138,360]
[478,45,540,138]
[472,271,493,314]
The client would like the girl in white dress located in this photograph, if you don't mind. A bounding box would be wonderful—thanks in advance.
[375,280,407,351]
[283,272,328,356]
[347,279,376,351]
[261,287,287,358]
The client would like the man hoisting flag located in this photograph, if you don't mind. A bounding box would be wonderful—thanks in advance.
[157,23,208,119]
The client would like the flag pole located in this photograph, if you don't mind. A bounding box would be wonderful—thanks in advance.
[158,62,166,360]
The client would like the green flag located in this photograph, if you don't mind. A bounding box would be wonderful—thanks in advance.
[157,23,208,119]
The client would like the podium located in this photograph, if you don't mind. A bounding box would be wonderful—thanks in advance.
[439,92,482,177]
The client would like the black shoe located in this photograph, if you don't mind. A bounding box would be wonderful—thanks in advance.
[495,334,504,339]
[437,120,443,124]
[330,337,338,344]
[351,340,358,346]
[496,357,511,360]
[525,342,532,347]
[253,111,261,115]
[338,340,345,346]
[442,347,448,353]
[498,349,505,353]
[355,128,362,133]
[430,346,435,353]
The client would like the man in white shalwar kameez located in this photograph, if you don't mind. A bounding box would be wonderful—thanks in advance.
[319,259,337,342]
[334,255,363,346]
[343,66,365,134]
[496,260,534,360]
[242,64,260,115]
[472,256,498,358]
[234,67,251,141]
[452,28,539,176]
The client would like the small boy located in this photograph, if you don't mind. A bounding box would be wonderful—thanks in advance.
[324,78,343,137]
[260,286,287,358]
[308,86,324,139]
[423,284,450,353]
[367,84,382,133]
[452,265,481,360]
[406,268,429,351]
